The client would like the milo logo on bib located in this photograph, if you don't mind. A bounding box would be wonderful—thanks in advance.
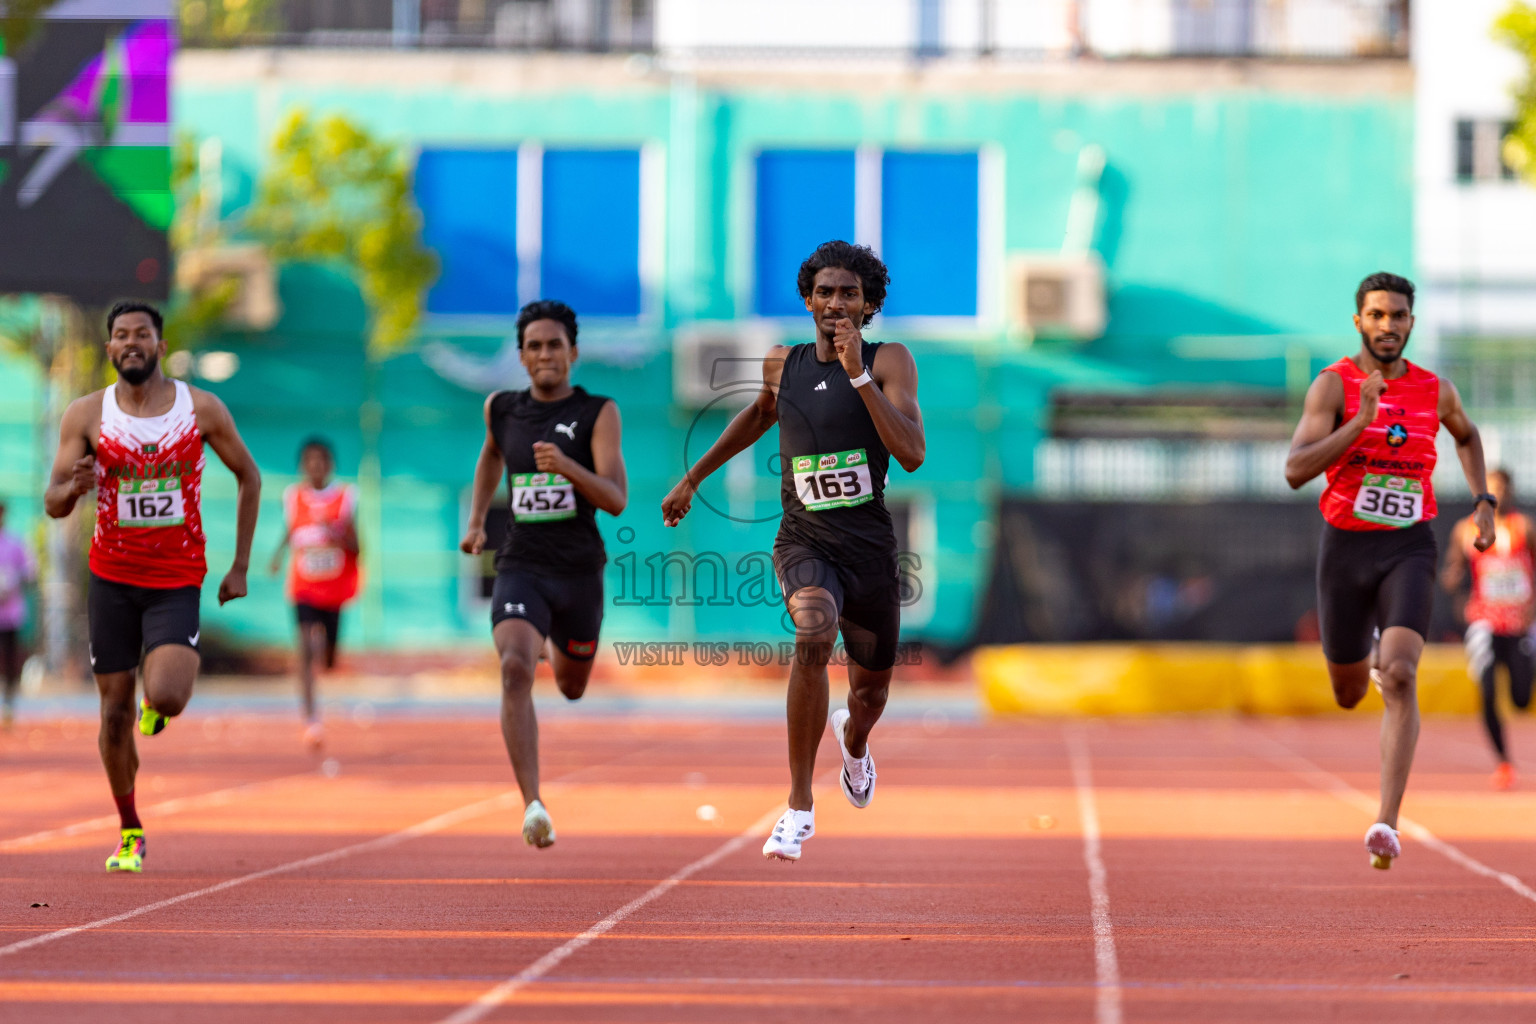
[793,448,874,512]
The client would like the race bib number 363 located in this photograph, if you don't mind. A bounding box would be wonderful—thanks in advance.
[793,449,874,512]
[511,473,576,522]
[117,478,186,528]
[1352,474,1423,527]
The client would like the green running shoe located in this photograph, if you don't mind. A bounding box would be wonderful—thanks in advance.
[105,828,145,872]
[138,698,167,736]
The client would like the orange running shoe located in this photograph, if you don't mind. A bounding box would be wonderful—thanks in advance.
[1493,761,1517,791]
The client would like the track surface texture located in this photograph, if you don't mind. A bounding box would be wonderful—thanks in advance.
[3,704,1535,1023]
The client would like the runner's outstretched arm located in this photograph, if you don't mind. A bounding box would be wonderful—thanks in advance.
[1285,370,1381,489]
[196,390,262,605]
[1440,380,1495,551]
[44,398,97,519]
[859,342,924,472]
[461,394,505,556]
[662,347,787,527]
[1441,519,1470,591]
[531,400,627,515]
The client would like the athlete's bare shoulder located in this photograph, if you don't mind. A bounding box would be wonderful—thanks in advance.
[61,390,106,436]
[762,344,792,385]
[187,384,237,434]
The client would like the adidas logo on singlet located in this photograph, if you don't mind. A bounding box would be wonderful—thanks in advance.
[814,381,828,391]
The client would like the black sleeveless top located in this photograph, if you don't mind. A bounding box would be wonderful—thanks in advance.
[490,386,611,576]
[775,340,895,564]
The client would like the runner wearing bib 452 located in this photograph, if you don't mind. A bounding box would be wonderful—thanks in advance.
[1286,273,1496,871]
[461,301,629,851]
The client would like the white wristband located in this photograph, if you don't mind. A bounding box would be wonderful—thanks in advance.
[849,369,872,389]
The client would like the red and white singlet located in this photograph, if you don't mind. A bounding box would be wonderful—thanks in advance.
[284,483,360,611]
[90,380,207,589]
[1465,515,1535,636]
[1318,357,1441,532]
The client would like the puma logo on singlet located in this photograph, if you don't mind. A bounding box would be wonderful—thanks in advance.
[554,421,577,440]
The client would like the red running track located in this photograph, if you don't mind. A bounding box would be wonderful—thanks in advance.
[2,707,1535,1022]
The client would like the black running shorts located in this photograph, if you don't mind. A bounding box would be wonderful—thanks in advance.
[87,573,201,675]
[296,603,342,668]
[490,569,604,661]
[774,541,902,672]
[1316,521,1438,664]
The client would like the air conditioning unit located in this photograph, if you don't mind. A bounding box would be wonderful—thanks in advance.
[1006,253,1106,341]
[672,321,780,408]
[175,244,281,331]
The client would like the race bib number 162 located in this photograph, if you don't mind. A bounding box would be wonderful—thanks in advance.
[117,478,186,528]
[1352,473,1423,528]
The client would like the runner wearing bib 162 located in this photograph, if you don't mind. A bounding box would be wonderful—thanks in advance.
[44,301,261,873]
[1286,272,1495,872]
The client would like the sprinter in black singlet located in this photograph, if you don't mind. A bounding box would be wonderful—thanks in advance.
[662,241,926,861]
[461,300,628,850]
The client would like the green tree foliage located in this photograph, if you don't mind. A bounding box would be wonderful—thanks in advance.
[179,0,279,46]
[1497,2,1536,180]
[171,112,438,354]
[247,111,439,353]
[0,0,62,52]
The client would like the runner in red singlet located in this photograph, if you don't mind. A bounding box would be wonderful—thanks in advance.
[1286,273,1495,870]
[1441,469,1534,789]
[44,302,261,873]
[269,437,359,751]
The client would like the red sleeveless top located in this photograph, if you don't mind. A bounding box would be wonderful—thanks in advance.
[1318,357,1440,532]
[90,380,207,589]
[1465,514,1535,635]
[284,482,360,610]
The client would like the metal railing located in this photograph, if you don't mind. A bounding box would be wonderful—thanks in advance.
[190,0,1406,58]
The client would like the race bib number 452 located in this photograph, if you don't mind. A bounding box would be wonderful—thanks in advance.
[793,449,874,512]
[1352,474,1423,527]
[511,473,576,522]
[117,478,185,528]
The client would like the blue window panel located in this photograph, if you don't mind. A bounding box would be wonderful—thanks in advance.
[415,149,520,315]
[542,149,642,316]
[754,151,856,317]
[880,152,979,317]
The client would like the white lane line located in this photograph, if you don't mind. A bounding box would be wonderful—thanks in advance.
[437,803,788,1024]
[1065,727,1123,1024]
[0,772,316,852]
[1254,727,1536,905]
[0,790,521,959]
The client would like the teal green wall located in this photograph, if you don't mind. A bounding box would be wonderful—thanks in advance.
[0,68,1412,653]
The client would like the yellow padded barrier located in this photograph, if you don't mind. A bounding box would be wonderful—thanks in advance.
[976,644,1481,716]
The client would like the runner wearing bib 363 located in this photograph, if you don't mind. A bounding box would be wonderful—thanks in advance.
[461,300,628,851]
[662,241,926,862]
[1441,469,1535,790]
[44,302,261,873]
[1286,273,1495,870]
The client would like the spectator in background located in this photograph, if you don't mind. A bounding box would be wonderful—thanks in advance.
[0,499,38,727]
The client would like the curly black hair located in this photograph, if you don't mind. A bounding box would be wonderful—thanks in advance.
[516,299,578,349]
[106,300,163,337]
[795,240,889,326]
[1355,272,1414,312]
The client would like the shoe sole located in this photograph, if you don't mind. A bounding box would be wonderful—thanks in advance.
[763,845,800,862]
[105,862,143,872]
[1366,827,1399,870]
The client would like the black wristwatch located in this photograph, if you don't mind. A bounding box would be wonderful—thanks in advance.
[1474,493,1499,510]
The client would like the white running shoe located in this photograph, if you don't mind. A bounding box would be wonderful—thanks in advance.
[762,808,815,861]
[1365,822,1400,870]
[830,708,876,809]
[523,799,556,849]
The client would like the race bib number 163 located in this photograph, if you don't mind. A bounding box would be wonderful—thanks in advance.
[1352,473,1423,528]
[793,449,874,512]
